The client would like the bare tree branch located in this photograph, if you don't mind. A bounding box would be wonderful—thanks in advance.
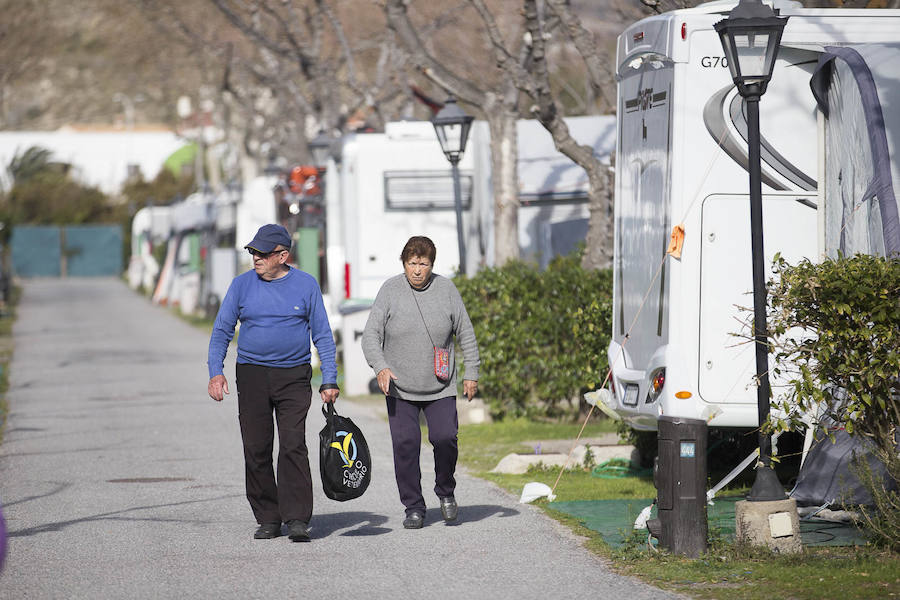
[521,0,612,269]
[384,0,486,104]
[545,0,615,110]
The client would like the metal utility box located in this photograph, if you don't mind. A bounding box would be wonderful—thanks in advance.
[647,415,708,557]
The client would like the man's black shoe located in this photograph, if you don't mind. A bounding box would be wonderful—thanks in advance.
[254,522,282,539]
[402,512,425,529]
[286,520,311,542]
[440,496,458,522]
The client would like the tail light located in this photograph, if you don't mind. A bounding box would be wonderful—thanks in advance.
[647,368,666,403]
[344,262,351,299]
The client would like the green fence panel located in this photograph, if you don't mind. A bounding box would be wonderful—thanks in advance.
[294,228,320,283]
[11,226,62,277]
[64,225,123,277]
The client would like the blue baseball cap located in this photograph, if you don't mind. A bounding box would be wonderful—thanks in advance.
[245,224,292,253]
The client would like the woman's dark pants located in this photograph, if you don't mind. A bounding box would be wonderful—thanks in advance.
[236,363,313,525]
[386,395,458,517]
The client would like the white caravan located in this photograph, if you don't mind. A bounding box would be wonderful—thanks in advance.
[326,117,615,395]
[325,120,482,306]
[325,116,615,308]
[606,0,900,430]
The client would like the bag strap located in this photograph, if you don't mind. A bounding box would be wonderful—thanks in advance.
[409,283,439,349]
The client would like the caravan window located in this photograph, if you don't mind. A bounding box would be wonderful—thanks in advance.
[384,170,473,210]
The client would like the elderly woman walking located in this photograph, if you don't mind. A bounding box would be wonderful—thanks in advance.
[362,236,479,529]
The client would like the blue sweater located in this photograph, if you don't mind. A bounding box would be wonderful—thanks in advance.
[207,267,337,384]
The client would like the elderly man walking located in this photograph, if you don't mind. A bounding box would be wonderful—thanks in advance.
[207,224,339,542]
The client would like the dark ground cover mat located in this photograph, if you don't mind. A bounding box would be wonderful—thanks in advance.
[548,497,868,548]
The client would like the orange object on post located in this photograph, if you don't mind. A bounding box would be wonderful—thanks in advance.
[289,165,322,196]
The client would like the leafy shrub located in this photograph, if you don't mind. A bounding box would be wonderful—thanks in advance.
[0,146,127,245]
[767,253,900,548]
[454,252,612,420]
[120,168,195,211]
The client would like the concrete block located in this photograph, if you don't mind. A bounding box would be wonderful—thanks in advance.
[735,498,802,554]
[490,444,636,474]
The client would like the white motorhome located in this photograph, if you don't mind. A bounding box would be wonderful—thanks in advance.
[327,117,615,395]
[606,0,900,430]
[325,121,482,307]
[325,116,615,310]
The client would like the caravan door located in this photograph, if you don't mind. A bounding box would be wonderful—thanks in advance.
[698,193,817,416]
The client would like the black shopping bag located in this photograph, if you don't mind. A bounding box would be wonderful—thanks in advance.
[319,403,372,501]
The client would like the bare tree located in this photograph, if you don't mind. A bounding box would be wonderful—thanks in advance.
[505,0,616,270]
[385,0,529,266]
[137,0,411,184]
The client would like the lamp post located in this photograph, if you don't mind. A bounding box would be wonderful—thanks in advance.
[715,0,789,502]
[304,129,335,281]
[309,129,334,169]
[431,96,474,275]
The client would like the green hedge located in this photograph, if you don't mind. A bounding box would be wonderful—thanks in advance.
[767,253,900,549]
[454,253,612,420]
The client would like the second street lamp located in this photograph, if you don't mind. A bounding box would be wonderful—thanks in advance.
[715,0,789,503]
[431,96,474,275]
[309,129,334,169]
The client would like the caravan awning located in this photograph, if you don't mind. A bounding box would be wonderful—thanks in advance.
[810,43,900,257]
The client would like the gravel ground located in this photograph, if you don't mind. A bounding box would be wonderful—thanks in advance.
[0,278,681,600]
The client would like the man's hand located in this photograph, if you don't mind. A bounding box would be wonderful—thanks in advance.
[377,368,398,395]
[208,374,229,402]
[320,387,339,404]
[463,379,478,402]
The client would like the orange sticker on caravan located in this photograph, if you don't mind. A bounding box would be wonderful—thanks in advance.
[666,224,685,259]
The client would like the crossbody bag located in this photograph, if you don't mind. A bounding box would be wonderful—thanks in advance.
[410,285,451,381]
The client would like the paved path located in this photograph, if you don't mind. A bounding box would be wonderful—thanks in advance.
[0,278,680,599]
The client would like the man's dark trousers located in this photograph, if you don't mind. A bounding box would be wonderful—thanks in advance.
[236,363,313,525]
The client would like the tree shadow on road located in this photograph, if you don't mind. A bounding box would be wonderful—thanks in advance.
[6,494,243,537]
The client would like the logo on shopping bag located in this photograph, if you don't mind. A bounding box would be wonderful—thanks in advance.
[329,430,368,489]
[330,431,357,468]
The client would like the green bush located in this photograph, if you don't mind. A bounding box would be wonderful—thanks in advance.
[0,171,122,228]
[0,146,128,246]
[454,252,612,420]
[767,253,900,548]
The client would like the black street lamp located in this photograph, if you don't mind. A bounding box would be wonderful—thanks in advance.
[309,129,334,169]
[715,0,789,502]
[431,96,474,275]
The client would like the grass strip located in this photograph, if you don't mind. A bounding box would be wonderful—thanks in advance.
[457,418,900,600]
[0,285,20,445]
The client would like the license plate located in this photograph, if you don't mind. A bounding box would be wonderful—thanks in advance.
[623,384,639,407]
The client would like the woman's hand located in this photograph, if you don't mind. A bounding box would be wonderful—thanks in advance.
[463,379,478,402]
[377,368,398,395]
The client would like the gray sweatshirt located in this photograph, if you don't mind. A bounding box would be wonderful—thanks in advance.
[361,273,480,401]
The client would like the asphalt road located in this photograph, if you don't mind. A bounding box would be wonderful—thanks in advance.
[0,278,680,600]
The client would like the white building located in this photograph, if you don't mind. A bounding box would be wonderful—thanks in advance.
[0,128,187,194]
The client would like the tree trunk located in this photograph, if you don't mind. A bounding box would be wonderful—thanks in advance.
[487,108,520,265]
[581,162,614,270]
[522,0,613,270]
